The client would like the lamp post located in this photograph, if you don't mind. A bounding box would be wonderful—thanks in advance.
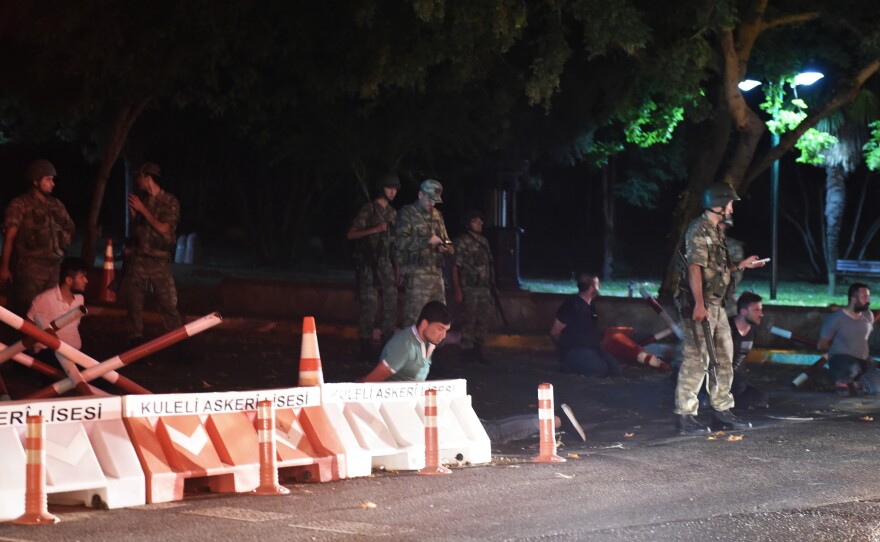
[739,72,823,300]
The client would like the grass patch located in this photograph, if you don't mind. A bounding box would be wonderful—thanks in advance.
[521,277,855,307]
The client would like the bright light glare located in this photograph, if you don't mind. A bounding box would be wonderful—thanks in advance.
[793,71,824,86]
[738,79,762,91]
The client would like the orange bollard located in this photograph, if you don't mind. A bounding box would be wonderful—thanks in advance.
[14,416,60,525]
[252,400,291,495]
[298,316,324,387]
[418,389,451,475]
[98,239,116,303]
[533,383,565,463]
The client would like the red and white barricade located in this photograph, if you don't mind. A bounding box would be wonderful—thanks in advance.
[123,387,333,503]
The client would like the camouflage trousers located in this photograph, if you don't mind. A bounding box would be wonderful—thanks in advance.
[9,257,61,317]
[356,261,398,340]
[401,267,445,327]
[122,255,182,339]
[674,303,734,415]
[459,285,491,349]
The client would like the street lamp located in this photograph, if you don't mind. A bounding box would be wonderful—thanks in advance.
[739,71,824,300]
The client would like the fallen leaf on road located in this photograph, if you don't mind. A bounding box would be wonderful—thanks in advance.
[201,381,212,388]
[555,473,574,479]
[359,502,377,509]
[567,453,580,459]
[707,435,717,440]
[726,435,743,441]
[861,416,874,421]
[624,433,635,438]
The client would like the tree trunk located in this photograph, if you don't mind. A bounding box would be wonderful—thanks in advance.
[824,163,846,295]
[601,158,615,280]
[81,100,150,264]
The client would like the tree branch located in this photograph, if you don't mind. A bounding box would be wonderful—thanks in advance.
[762,12,821,31]
[742,58,880,191]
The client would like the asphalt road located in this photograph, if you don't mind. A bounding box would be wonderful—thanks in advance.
[2,313,880,541]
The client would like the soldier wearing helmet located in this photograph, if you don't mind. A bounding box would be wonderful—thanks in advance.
[394,179,453,327]
[1,159,75,316]
[673,183,766,435]
[122,162,183,347]
[346,172,402,360]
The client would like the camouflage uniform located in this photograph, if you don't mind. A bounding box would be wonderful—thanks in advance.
[674,213,735,416]
[3,191,74,316]
[395,203,452,326]
[453,231,493,350]
[350,201,398,340]
[122,191,183,339]
[724,236,744,317]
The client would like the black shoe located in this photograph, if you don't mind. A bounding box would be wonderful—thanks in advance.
[677,414,711,436]
[711,409,752,430]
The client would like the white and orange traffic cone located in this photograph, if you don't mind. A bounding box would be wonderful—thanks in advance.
[602,331,672,373]
[98,239,116,303]
[418,389,452,475]
[14,415,60,525]
[252,400,290,495]
[533,383,565,463]
[298,317,324,387]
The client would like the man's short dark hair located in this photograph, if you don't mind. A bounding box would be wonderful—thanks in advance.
[736,291,762,314]
[576,273,598,293]
[417,301,452,326]
[59,257,89,284]
[848,282,870,301]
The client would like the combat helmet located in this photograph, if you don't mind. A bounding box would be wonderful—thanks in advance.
[375,172,401,190]
[702,183,740,209]
[25,159,57,182]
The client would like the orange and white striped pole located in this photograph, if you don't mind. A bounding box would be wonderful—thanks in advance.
[24,312,222,400]
[252,400,290,495]
[98,239,116,303]
[418,389,451,475]
[14,415,60,525]
[298,316,324,387]
[533,383,565,463]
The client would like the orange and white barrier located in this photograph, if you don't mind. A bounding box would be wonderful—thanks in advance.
[123,387,327,503]
[533,383,565,463]
[98,239,117,304]
[298,316,323,387]
[320,380,490,472]
[13,416,59,525]
[418,390,451,475]
[0,396,146,522]
[252,400,289,495]
[602,328,672,373]
[0,305,86,365]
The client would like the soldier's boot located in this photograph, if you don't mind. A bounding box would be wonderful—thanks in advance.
[711,409,752,431]
[358,338,375,362]
[677,414,711,436]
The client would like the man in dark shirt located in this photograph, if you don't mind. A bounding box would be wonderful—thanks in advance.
[549,274,620,378]
[729,292,769,409]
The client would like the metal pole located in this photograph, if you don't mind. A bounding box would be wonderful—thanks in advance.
[770,131,780,300]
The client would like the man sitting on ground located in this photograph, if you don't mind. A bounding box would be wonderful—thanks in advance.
[27,257,89,368]
[358,301,568,445]
[729,292,769,408]
[818,282,879,395]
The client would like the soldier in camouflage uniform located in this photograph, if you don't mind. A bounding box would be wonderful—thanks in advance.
[673,183,765,435]
[719,217,745,317]
[1,159,75,317]
[452,210,493,363]
[122,162,183,343]
[395,179,453,327]
[347,173,401,359]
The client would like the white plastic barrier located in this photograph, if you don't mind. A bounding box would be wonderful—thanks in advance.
[321,379,491,471]
[0,396,145,521]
